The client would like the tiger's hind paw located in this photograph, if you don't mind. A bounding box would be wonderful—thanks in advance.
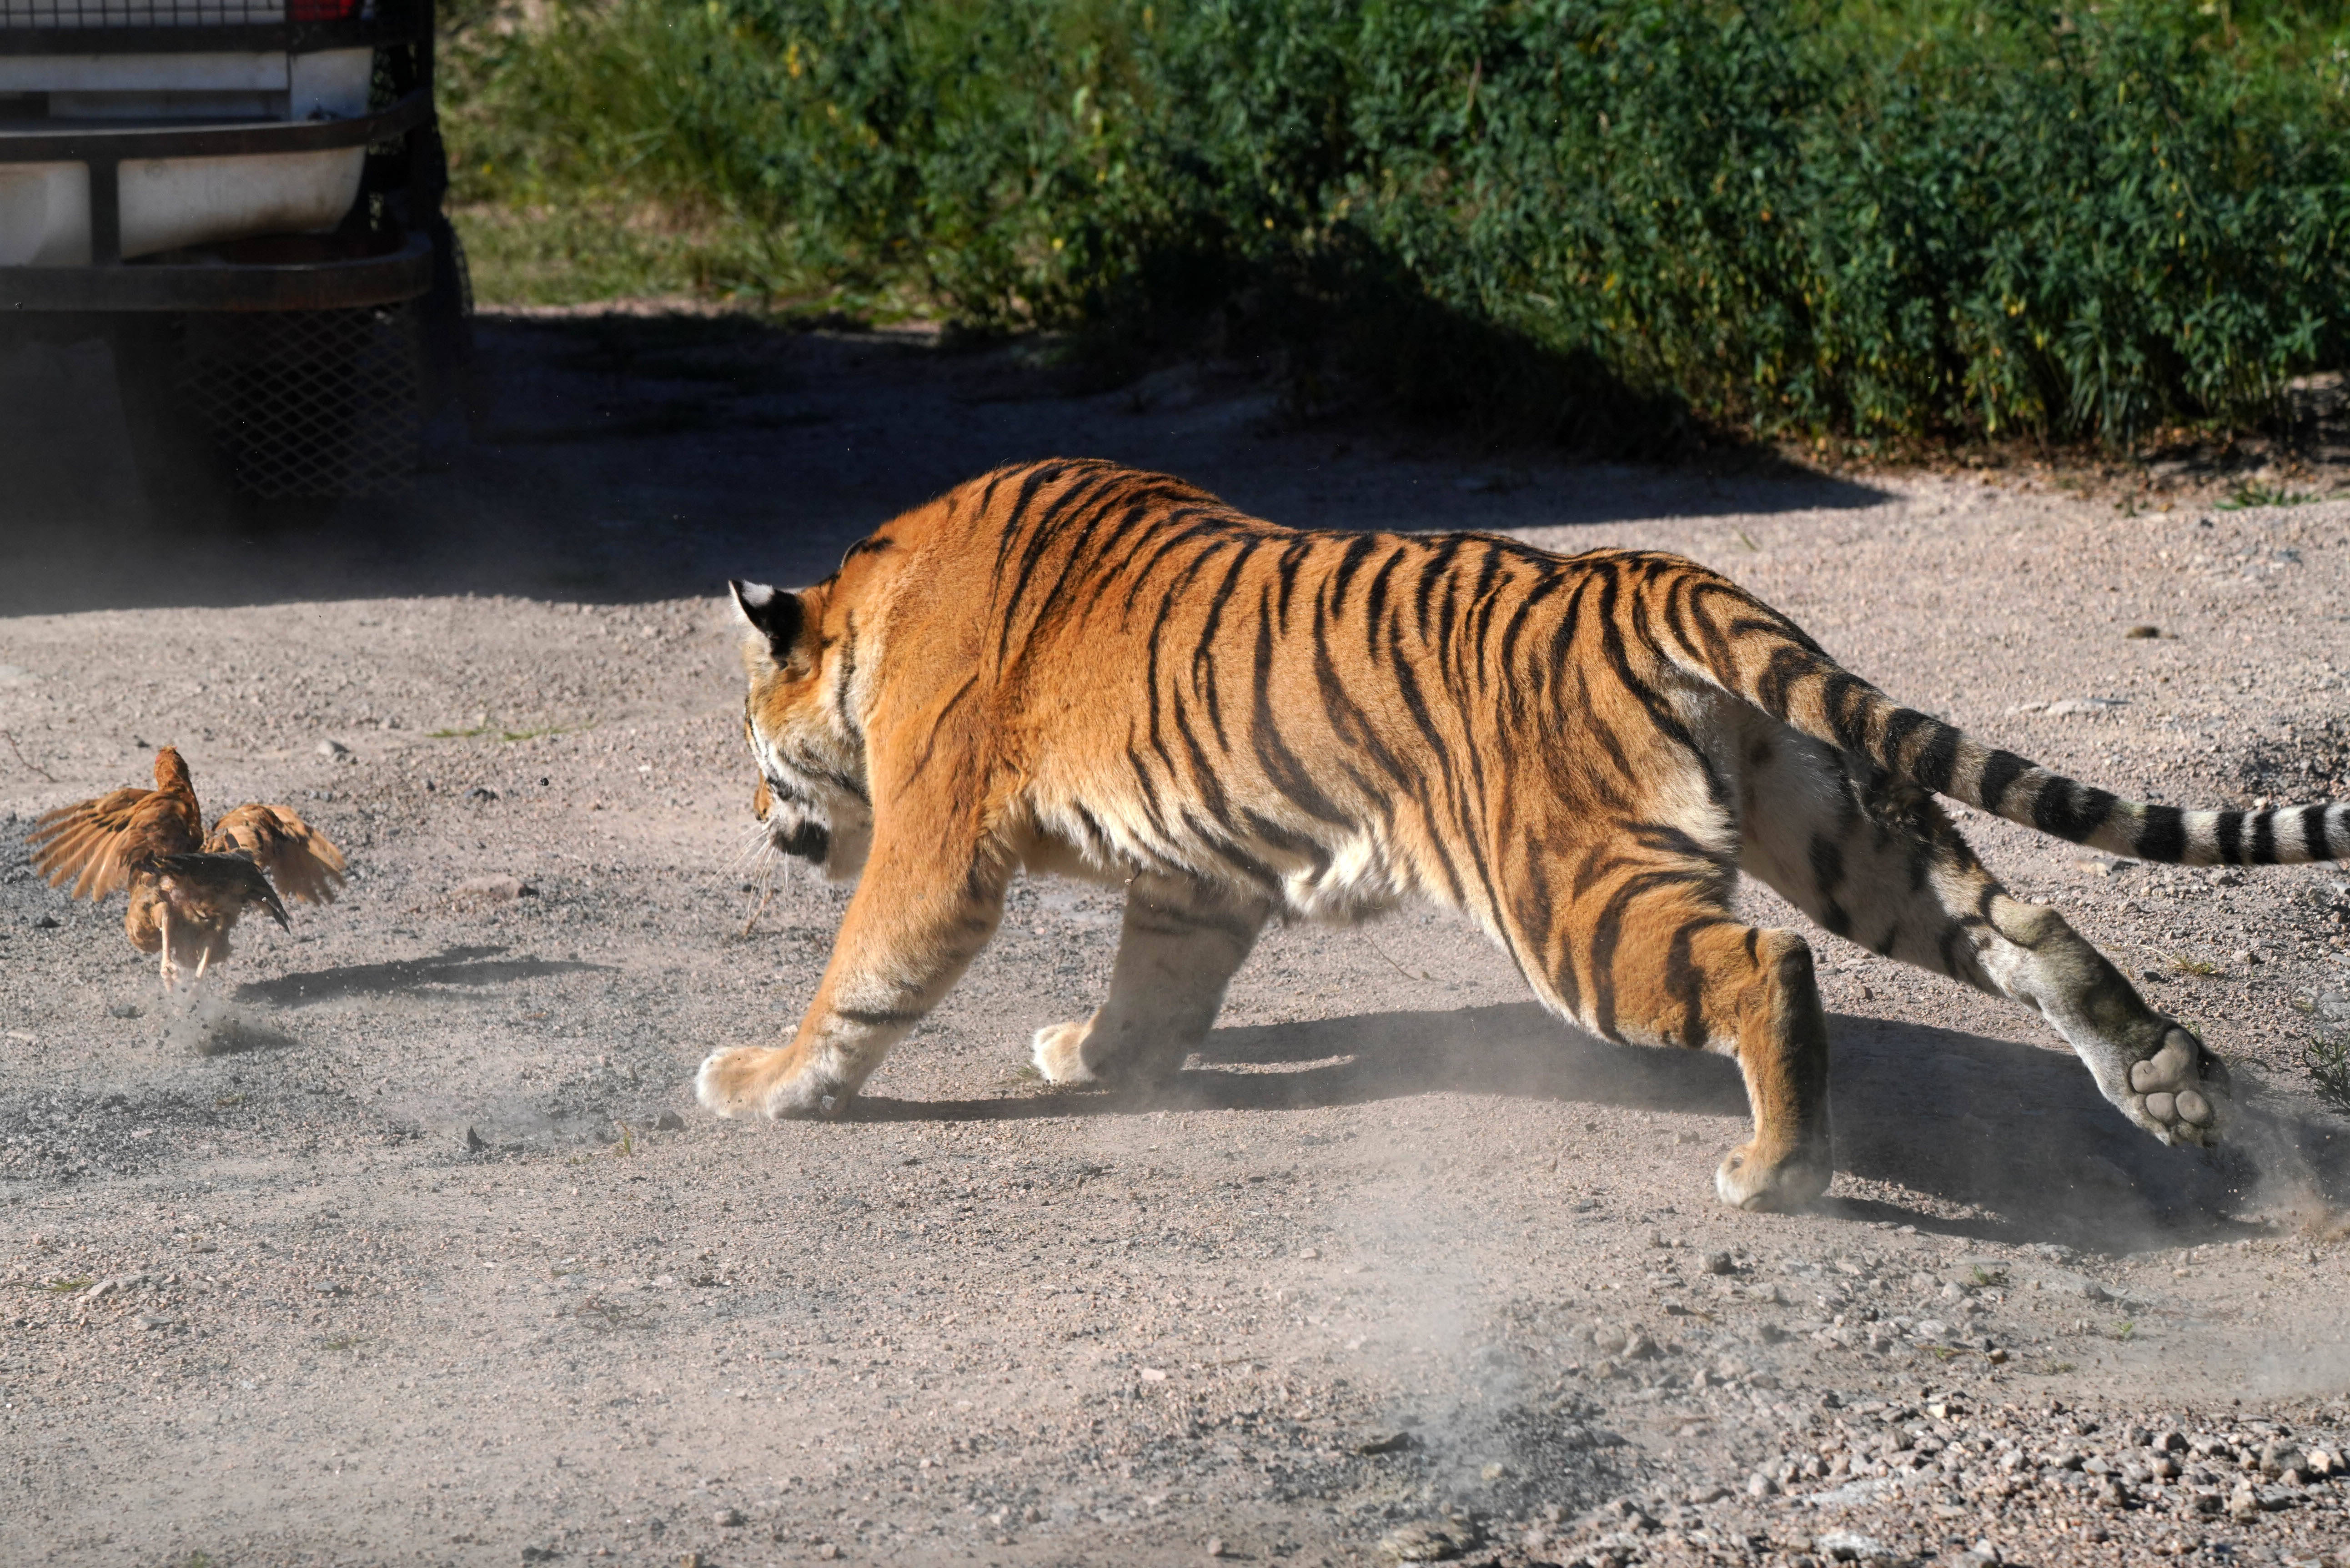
[2119,1024,2228,1148]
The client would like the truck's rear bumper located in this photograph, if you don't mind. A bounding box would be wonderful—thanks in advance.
[0,223,430,309]
[0,85,430,293]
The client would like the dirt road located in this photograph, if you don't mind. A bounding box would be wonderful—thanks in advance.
[2,316,2348,1568]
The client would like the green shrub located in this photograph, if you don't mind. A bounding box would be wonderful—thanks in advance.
[443,0,2350,447]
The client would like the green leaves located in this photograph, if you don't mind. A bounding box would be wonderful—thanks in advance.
[446,0,2350,445]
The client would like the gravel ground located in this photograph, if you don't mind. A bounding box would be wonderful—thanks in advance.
[0,317,2347,1568]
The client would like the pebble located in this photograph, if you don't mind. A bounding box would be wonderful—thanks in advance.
[655,1111,687,1132]
[713,1506,744,1527]
[1379,1520,1466,1562]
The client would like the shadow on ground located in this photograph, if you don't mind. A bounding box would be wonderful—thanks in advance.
[857,1002,2350,1253]
[2,315,1888,615]
[232,943,614,1007]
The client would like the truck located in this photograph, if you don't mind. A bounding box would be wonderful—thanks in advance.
[0,0,469,502]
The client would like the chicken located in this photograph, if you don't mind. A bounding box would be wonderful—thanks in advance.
[24,745,346,988]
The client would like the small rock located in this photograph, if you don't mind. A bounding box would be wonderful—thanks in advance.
[33,915,59,930]
[1205,1538,1227,1559]
[1379,1521,1465,1562]
[313,1282,347,1296]
[1816,1531,1892,1563]
[1963,1542,2003,1566]
[1746,1471,1778,1498]
[813,1547,840,1562]
[317,739,352,760]
[1139,1367,1167,1382]
[454,874,529,902]
[462,1125,487,1153]
[519,1548,557,1564]
[2125,625,2161,639]
[106,1002,142,1020]
[655,1110,686,1132]
[1701,1251,1734,1276]
[1480,1461,1509,1481]
[467,786,500,803]
[1356,1431,1415,1455]
[714,1506,744,1527]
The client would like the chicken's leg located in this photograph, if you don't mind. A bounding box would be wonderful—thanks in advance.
[158,905,176,991]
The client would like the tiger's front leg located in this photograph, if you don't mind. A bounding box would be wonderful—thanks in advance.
[696,831,1009,1118]
[1032,873,1268,1091]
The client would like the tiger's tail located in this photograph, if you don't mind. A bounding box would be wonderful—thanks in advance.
[1663,572,2348,868]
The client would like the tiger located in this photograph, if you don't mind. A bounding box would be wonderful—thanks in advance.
[695,457,2347,1211]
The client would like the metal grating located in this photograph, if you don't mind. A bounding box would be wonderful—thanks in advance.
[0,0,283,26]
[179,303,420,497]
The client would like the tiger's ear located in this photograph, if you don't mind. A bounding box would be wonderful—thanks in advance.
[729,580,805,662]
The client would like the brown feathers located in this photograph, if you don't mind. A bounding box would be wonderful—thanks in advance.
[22,745,345,989]
[204,803,347,906]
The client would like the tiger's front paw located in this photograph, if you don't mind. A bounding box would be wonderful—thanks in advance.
[1031,1018,1104,1086]
[1714,1139,1833,1213]
[2119,1024,2228,1148]
[694,1045,848,1120]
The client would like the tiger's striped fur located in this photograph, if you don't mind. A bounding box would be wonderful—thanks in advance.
[698,459,2341,1209]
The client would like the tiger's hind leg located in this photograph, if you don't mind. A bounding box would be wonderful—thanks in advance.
[1032,873,1268,1091]
[1525,854,1834,1212]
[1737,728,2229,1147]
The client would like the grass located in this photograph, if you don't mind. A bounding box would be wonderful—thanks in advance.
[2111,1319,2139,1342]
[2306,1030,2350,1115]
[2169,954,2226,978]
[2219,481,2323,510]
[440,0,2350,452]
[43,1277,93,1293]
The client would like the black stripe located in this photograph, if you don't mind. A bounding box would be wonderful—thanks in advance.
[835,1007,924,1027]
[2136,804,2187,862]
[1818,671,1872,753]
[2033,778,2119,843]
[1273,537,1316,630]
[1328,533,1381,606]
[1190,538,1262,748]
[1250,599,1352,828]
[1910,721,1962,794]
[2250,810,2277,865]
[1977,750,2032,816]
[1880,707,1933,770]
[1808,834,1847,897]
[2214,809,2245,864]
[1496,570,1568,680]
[2304,804,2334,862]
[1362,547,1411,662]
[1753,644,1814,719]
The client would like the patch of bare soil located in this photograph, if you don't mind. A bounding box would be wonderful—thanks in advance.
[0,317,2346,1568]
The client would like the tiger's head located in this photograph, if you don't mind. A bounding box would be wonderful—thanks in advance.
[729,577,874,883]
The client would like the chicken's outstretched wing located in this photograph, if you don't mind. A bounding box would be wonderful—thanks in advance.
[204,804,347,905]
[26,785,200,900]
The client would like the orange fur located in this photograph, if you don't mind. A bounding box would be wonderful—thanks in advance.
[698,461,2340,1208]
